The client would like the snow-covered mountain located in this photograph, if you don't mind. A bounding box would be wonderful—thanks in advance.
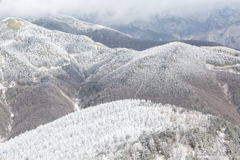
[128,7,240,37]
[1,15,240,152]
[80,42,240,132]
[104,7,240,50]
[32,15,220,51]
[109,24,178,41]
[184,21,240,49]
[1,99,239,159]
[0,17,106,139]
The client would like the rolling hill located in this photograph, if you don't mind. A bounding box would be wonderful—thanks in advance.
[1,99,240,159]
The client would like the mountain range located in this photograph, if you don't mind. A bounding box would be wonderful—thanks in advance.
[102,7,240,50]
[32,15,220,51]
[184,21,240,50]
[129,7,240,37]
[0,14,240,159]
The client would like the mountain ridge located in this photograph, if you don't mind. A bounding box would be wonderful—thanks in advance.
[32,14,221,51]
[0,16,240,142]
[184,21,240,50]
[1,99,240,159]
[98,7,240,50]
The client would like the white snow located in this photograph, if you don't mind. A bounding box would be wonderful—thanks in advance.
[0,16,239,159]
[1,17,240,92]
[59,89,80,111]
[218,127,226,142]
[0,83,4,90]
[0,99,211,160]
[9,81,16,88]
[0,136,5,143]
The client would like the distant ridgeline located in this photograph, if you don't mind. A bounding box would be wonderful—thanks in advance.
[32,15,221,51]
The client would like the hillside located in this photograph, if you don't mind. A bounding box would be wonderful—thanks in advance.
[109,24,178,41]
[32,15,220,51]
[77,43,240,128]
[1,99,240,159]
[184,21,240,50]
[0,16,240,143]
[104,7,240,50]
[0,17,102,139]
[127,7,240,37]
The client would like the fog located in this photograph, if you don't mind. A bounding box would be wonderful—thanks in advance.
[0,0,240,24]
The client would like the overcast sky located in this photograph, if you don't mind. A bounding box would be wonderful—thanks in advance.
[0,0,240,23]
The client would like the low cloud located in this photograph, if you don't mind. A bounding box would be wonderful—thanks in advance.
[0,0,240,24]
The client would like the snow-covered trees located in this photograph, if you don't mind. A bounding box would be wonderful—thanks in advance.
[1,99,236,160]
[1,17,240,160]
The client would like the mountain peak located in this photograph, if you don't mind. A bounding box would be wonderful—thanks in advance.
[1,18,27,31]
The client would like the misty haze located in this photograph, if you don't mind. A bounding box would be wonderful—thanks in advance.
[1,0,240,159]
